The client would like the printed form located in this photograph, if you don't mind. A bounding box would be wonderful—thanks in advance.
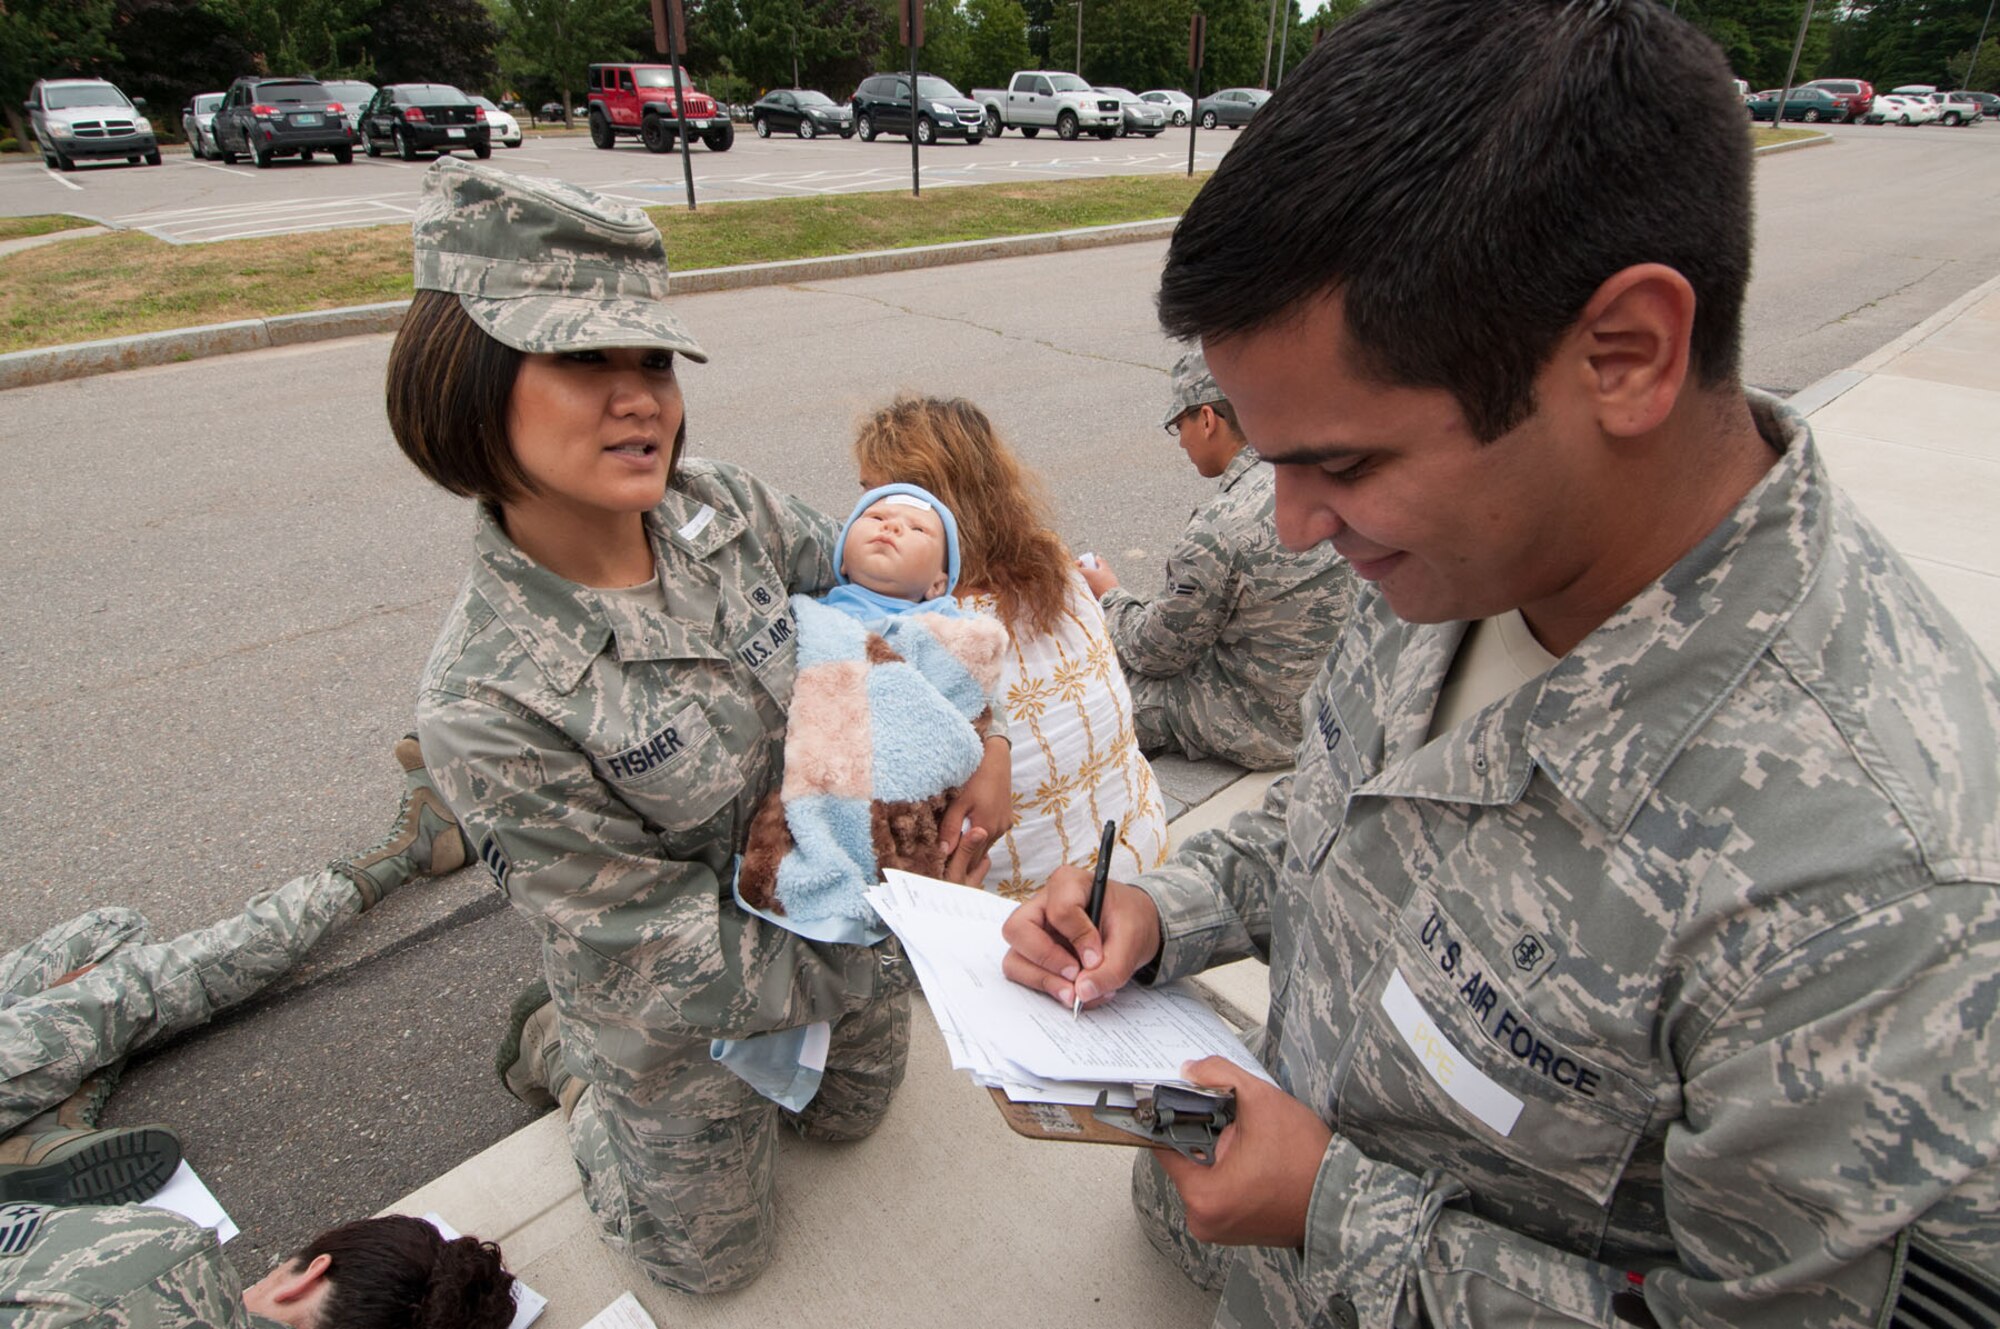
[867,870,1272,1104]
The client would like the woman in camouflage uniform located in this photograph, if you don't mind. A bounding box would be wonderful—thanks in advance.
[386,161,1011,1295]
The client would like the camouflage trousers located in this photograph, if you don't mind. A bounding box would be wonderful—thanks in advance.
[567,990,911,1294]
[1131,1146,1237,1293]
[1127,672,1301,772]
[0,869,361,1136]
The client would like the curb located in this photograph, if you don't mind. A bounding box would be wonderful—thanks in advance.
[1785,267,2000,414]
[0,217,1180,392]
[1753,131,1833,157]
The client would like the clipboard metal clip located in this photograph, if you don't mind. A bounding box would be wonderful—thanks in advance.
[1091,1084,1235,1165]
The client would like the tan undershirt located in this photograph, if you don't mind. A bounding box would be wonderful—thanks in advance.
[1426,610,1561,741]
[595,574,669,615]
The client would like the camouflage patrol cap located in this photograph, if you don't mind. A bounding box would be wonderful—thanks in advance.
[1162,346,1227,429]
[412,158,708,361]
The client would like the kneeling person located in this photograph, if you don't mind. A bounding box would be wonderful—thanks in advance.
[1080,349,1354,769]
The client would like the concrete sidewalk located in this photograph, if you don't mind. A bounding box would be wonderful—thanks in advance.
[381,272,2000,1329]
[387,769,1282,1329]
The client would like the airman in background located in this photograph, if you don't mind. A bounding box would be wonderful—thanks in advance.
[1081,348,1354,770]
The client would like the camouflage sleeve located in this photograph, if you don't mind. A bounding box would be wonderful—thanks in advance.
[419,692,875,1039]
[1099,518,1239,678]
[1271,885,2000,1329]
[1128,772,1289,981]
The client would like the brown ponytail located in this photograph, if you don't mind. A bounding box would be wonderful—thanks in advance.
[290,1214,515,1329]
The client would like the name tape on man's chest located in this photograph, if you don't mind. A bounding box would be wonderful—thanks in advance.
[1406,906,1603,1103]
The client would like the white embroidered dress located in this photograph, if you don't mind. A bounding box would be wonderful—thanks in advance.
[962,572,1171,898]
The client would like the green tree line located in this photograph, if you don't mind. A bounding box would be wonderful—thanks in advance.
[6,0,1994,152]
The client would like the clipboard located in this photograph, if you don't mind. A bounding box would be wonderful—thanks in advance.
[988,1083,1235,1165]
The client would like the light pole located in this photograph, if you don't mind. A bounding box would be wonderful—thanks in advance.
[1261,0,1282,88]
[1075,1,1083,73]
[1771,0,1818,129]
[1966,0,1996,88]
[1275,0,1293,88]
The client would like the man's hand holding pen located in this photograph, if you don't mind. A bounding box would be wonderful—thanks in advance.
[999,849,1332,1252]
[998,866,1160,1014]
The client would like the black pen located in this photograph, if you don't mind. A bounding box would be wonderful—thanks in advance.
[1074,819,1118,1020]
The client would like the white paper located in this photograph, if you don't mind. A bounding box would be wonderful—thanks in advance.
[424,1213,548,1329]
[580,1292,660,1329]
[141,1162,238,1244]
[867,871,1272,1101]
[800,1020,833,1073]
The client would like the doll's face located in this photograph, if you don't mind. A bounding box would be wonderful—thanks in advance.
[842,497,950,602]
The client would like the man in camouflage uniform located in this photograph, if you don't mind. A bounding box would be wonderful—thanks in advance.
[1081,348,1353,770]
[1001,3,2000,1327]
[0,740,466,1324]
[1,1204,279,1328]
[0,736,463,1208]
[396,161,1006,1295]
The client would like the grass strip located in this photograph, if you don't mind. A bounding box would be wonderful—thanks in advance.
[0,214,97,242]
[1753,127,1822,147]
[0,172,1205,355]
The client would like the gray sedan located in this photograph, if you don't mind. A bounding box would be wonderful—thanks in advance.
[1094,86,1168,137]
[1195,87,1270,129]
[182,91,224,158]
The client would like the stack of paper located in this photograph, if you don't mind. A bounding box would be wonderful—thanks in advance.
[865,870,1271,1107]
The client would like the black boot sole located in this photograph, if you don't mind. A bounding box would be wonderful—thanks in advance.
[0,1128,183,1206]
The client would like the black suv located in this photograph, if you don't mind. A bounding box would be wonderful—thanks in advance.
[214,76,353,166]
[850,73,984,145]
[360,84,490,160]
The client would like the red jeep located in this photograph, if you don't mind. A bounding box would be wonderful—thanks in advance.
[587,62,735,152]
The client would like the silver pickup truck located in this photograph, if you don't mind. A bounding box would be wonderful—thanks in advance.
[972,71,1125,141]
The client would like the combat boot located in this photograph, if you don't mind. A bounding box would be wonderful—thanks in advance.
[50,1064,124,1131]
[332,734,469,911]
[496,979,579,1114]
[0,1125,182,1206]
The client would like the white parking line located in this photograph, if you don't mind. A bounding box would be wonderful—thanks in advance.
[181,159,253,177]
[40,168,83,192]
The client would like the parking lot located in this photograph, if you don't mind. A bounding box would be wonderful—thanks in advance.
[0,128,1236,243]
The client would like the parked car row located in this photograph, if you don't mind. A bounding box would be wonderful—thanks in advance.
[30,71,524,172]
[738,71,1251,148]
[1743,76,1988,127]
[31,62,1273,173]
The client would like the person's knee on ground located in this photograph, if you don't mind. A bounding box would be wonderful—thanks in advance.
[786,991,911,1143]
[577,1089,780,1295]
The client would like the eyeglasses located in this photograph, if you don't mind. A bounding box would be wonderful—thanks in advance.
[1165,410,1196,437]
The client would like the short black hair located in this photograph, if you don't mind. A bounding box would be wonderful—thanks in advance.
[1159,0,1752,441]
[386,290,530,503]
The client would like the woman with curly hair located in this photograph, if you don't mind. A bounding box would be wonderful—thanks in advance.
[854,395,1170,898]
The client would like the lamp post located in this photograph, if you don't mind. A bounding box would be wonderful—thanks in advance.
[1261,0,1282,88]
[1275,0,1293,88]
[1075,1,1083,73]
[1966,0,1996,88]
[1771,0,1818,130]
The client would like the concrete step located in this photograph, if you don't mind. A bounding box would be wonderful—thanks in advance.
[384,769,1281,1329]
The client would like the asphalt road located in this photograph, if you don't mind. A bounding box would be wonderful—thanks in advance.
[2,126,1999,1279]
[0,125,1229,243]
